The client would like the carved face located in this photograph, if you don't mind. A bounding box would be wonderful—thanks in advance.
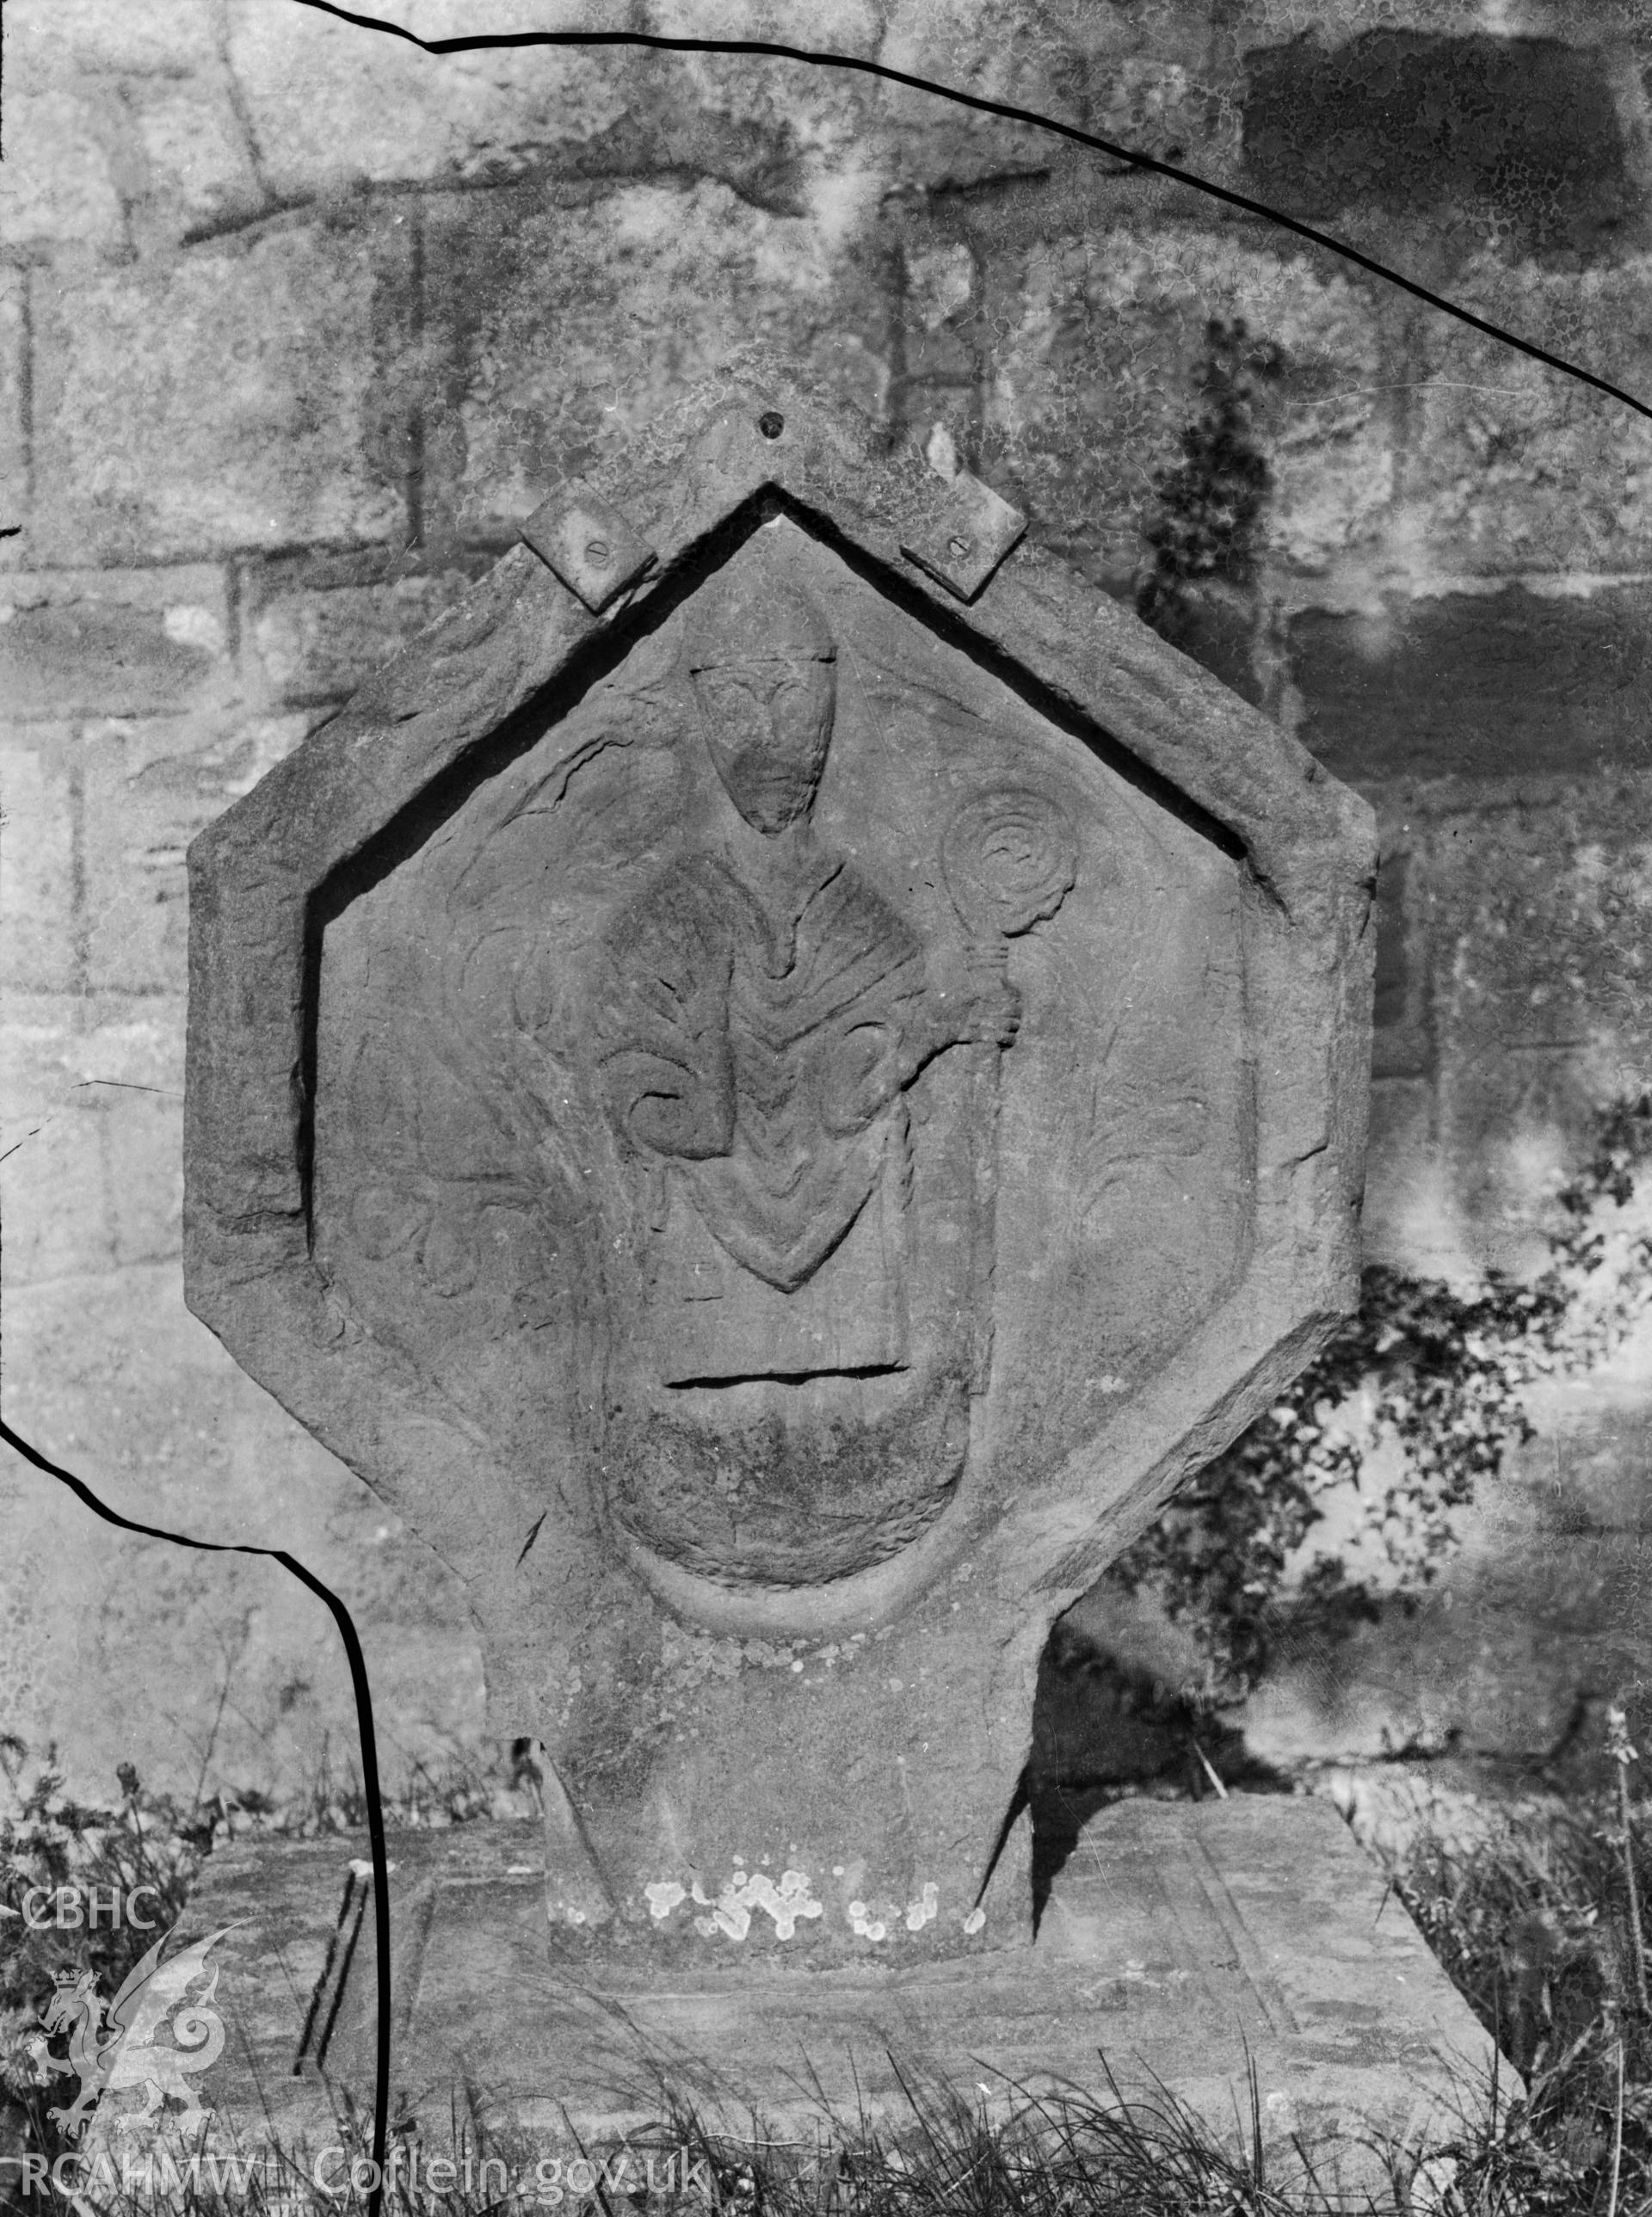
[693,652,837,834]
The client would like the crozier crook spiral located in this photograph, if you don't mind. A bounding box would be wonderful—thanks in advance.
[941,785,1079,939]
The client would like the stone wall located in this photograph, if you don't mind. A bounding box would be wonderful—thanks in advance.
[4,0,1649,1800]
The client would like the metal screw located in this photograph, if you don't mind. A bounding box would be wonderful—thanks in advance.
[584,539,611,568]
[758,411,785,440]
[947,535,974,562]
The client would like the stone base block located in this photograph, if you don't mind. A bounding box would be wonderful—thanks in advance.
[89,1795,1513,2202]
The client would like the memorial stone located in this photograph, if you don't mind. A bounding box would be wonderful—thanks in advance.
[183,375,1377,2024]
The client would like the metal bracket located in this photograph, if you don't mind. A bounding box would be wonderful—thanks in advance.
[900,470,1027,602]
[521,480,656,613]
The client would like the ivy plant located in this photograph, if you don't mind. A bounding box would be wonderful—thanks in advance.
[1135,314,1282,632]
[1106,1096,1652,1709]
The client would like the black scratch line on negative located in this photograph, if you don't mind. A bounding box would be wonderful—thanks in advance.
[84,10,1643,2204]
[68,1079,182,1097]
[287,0,1652,428]
[0,1419,392,2208]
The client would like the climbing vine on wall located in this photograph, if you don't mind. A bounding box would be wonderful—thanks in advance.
[1135,314,1282,635]
[1106,1097,1652,1708]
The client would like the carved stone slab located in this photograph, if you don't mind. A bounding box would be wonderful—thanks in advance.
[184,379,1375,1960]
[145,1795,1507,2201]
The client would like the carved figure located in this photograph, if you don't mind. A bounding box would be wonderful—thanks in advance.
[595,571,1023,1391]
[567,563,1064,1587]
[186,385,1375,1967]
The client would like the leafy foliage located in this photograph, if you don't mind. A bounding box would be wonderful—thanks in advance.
[1388,1771,1652,2214]
[1136,315,1282,629]
[1108,1096,1652,1707]
[0,1738,535,2185]
[0,1743,204,2172]
[0,1741,205,2008]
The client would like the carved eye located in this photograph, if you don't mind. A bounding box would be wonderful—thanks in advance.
[767,675,814,717]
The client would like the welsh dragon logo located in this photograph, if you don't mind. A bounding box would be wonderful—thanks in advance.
[29,1925,239,2139]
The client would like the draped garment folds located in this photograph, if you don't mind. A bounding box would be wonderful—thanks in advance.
[595,837,937,1382]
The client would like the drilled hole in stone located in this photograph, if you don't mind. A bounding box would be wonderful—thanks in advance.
[585,539,612,567]
[947,535,974,562]
[758,411,786,440]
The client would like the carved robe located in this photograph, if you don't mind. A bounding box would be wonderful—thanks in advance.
[596,840,941,1383]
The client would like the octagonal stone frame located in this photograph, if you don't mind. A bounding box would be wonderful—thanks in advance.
[184,377,1376,1657]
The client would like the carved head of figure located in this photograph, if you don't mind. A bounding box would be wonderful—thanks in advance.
[687,570,838,834]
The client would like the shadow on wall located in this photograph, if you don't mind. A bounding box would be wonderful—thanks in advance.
[1025,1605,1290,1928]
[1133,316,1280,707]
[1037,1097,1652,1795]
[1242,30,1636,265]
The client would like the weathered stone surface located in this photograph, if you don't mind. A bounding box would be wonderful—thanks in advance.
[224,0,514,197]
[419,187,880,545]
[184,379,1374,1953]
[1385,780,1652,1037]
[1236,1314,1652,1771]
[9,0,221,75]
[1248,1532,1652,1771]
[0,1274,484,1803]
[0,1451,89,1777]
[1369,848,1433,1083]
[1359,1078,1451,1275]
[1329,778,1652,1279]
[151,1795,1507,2190]
[225,8,835,206]
[0,32,128,261]
[0,1430,350,1799]
[225,0,1073,228]
[1518,1378,1652,1534]
[1237,0,1643,42]
[29,216,413,566]
[983,226,1390,595]
[8,0,1644,1852]
[0,268,28,549]
[0,727,79,995]
[1243,30,1633,259]
[247,567,484,710]
[1386,258,1652,576]
[131,84,268,250]
[0,1002,183,1285]
[1292,588,1652,785]
[0,1,265,260]
[0,570,233,720]
[75,715,316,998]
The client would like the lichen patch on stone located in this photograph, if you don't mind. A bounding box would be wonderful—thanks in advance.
[904,1881,940,1931]
[675,1866,824,1941]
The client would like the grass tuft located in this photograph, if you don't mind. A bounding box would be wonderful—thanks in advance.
[8,1739,1652,2213]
